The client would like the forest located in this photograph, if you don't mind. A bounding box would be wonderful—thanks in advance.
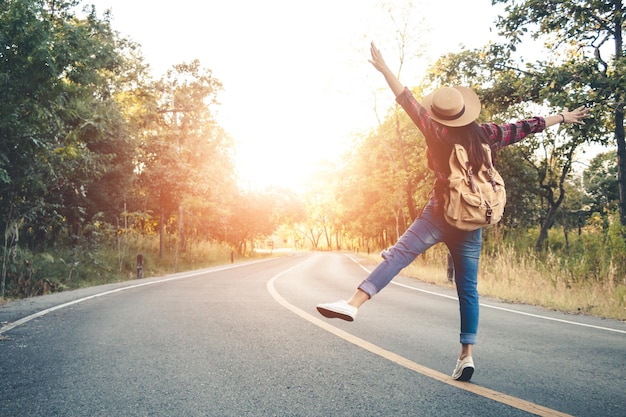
[1,0,625,319]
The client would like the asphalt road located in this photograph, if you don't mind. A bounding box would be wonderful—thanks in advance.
[0,252,624,417]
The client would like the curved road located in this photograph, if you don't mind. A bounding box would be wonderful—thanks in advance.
[1,252,624,416]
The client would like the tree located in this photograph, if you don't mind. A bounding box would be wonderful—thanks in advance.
[334,105,432,251]
[371,2,430,225]
[0,0,141,294]
[1,0,142,233]
[583,150,620,215]
[226,190,279,255]
[492,0,626,225]
[533,128,580,250]
[135,60,230,258]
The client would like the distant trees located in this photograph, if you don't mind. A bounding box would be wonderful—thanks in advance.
[333,110,430,250]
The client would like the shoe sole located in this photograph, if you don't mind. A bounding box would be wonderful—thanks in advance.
[455,366,474,382]
[316,306,354,322]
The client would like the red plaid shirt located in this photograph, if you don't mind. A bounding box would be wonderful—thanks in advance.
[395,87,547,209]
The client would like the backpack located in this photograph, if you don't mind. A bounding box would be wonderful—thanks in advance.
[442,143,506,231]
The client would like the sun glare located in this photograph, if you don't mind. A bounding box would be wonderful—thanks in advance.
[229,113,355,191]
[86,0,502,190]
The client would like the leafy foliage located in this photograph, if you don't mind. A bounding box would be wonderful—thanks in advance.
[583,150,620,214]
[492,0,626,225]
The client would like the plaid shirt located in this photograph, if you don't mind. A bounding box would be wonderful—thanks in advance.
[395,87,547,209]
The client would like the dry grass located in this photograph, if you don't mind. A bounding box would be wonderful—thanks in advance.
[478,248,626,320]
[359,243,626,321]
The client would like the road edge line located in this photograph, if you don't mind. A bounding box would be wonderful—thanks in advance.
[0,258,276,335]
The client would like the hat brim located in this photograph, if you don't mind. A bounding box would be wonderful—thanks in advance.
[421,86,481,127]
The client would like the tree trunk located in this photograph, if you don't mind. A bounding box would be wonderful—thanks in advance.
[563,210,570,251]
[616,106,626,225]
[535,207,555,252]
[159,207,165,259]
[613,2,625,225]
[179,204,186,252]
[536,186,567,251]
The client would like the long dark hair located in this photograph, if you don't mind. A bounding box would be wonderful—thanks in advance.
[447,122,492,171]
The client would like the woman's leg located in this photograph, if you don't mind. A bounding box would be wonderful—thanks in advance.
[357,202,444,299]
[447,228,481,381]
[347,288,370,307]
[319,201,445,320]
[461,343,473,360]
[446,228,482,349]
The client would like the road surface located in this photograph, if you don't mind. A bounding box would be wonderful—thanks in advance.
[1,252,624,416]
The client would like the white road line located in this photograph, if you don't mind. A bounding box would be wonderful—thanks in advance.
[345,254,626,335]
[0,259,273,336]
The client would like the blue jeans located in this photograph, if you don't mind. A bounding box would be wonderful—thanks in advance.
[358,199,482,345]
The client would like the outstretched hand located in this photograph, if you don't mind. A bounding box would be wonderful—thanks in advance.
[563,106,591,125]
[368,41,404,97]
[368,41,389,73]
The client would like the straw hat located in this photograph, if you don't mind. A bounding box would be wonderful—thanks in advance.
[421,86,481,127]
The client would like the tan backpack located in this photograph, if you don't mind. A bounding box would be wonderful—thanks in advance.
[443,143,506,231]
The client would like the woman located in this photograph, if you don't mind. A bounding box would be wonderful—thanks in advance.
[317,42,590,382]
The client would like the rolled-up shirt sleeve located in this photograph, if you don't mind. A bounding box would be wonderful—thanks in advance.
[482,117,546,150]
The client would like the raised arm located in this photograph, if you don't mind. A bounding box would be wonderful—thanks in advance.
[544,106,590,128]
[369,42,404,97]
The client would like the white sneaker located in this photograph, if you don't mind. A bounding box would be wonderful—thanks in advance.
[451,356,475,381]
[316,300,358,322]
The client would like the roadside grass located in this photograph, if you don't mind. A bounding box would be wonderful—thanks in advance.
[359,241,626,322]
[114,235,240,280]
[89,236,269,286]
[0,236,265,299]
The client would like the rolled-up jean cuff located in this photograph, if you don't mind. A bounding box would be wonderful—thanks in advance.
[460,333,476,345]
[358,281,378,298]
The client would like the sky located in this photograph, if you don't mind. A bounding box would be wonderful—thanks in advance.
[83,0,503,190]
